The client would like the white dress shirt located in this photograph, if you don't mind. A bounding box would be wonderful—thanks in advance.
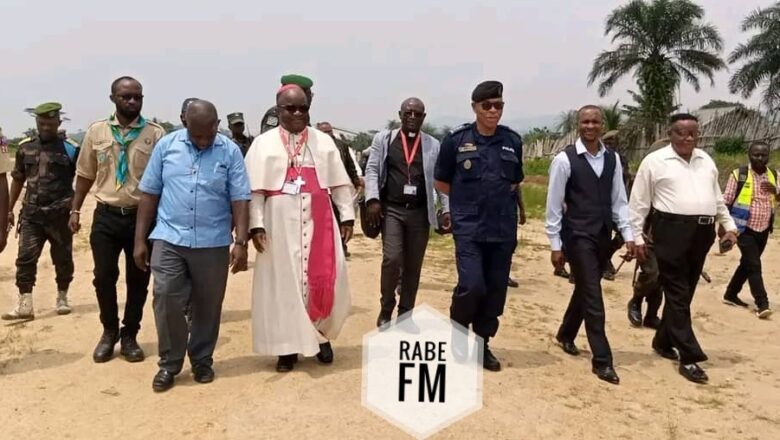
[628,144,736,245]
[545,139,634,251]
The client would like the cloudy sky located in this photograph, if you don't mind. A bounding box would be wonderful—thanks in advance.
[0,0,772,136]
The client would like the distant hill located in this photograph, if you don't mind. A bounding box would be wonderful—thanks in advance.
[429,114,559,134]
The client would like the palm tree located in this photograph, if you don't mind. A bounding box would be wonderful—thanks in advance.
[601,102,623,131]
[556,110,578,134]
[728,2,780,111]
[588,0,725,125]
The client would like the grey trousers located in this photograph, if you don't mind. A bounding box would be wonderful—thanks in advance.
[380,203,430,315]
[151,240,230,374]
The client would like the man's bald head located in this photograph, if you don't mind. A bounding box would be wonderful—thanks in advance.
[185,100,220,149]
[399,97,426,134]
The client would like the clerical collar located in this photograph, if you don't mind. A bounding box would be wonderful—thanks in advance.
[402,130,417,138]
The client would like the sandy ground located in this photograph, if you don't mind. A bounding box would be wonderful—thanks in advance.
[1,197,779,440]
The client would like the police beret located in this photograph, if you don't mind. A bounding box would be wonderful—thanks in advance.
[281,74,314,89]
[181,97,199,114]
[33,102,62,118]
[227,112,245,125]
[471,81,503,102]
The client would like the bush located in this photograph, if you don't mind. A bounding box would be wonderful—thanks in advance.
[524,158,552,176]
[713,136,746,155]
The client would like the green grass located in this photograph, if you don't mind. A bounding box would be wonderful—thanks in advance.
[524,158,552,176]
[522,183,547,220]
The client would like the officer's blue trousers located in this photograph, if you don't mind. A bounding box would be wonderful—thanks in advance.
[450,239,516,341]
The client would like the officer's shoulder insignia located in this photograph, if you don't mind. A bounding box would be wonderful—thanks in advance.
[458,143,477,153]
[449,123,470,135]
[498,125,522,144]
[146,119,164,130]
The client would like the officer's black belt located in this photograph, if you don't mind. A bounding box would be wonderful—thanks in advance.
[653,211,715,225]
[97,203,138,216]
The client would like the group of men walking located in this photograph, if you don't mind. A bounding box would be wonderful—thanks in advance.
[0,74,775,393]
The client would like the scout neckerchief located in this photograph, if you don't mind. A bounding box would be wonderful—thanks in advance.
[109,114,146,190]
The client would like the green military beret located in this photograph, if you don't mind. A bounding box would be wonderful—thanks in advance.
[280,74,313,89]
[227,112,245,125]
[33,102,62,118]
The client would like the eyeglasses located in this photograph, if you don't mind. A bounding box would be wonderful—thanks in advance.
[402,111,425,118]
[480,101,505,111]
[116,94,144,101]
[281,105,310,114]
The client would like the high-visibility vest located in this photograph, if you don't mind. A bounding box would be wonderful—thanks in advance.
[730,165,777,233]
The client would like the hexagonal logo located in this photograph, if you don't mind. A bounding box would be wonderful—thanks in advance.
[362,304,483,439]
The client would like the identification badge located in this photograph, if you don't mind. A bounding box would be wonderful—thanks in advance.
[403,184,418,196]
[463,159,472,170]
[458,143,477,153]
[281,182,301,195]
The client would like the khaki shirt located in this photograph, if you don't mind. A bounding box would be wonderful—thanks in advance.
[77,116,165,207]
[0,150,11,174]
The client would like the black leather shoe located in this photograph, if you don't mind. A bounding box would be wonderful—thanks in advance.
[627,299,643,327]
[152,370,175,392]
[723,294,749,308]
[192,364,215,383]
[93,330,119,363]
[507,277,519,288]
[316,342,334,364]
[556,337,580,356]
[376,310,392,329]
[483,345,501,372]
[643,316,661,330]
[276,354,298,372]
[652,343,679,360]
[119,334,145,363]
[592,365,620,384]
[679,363,708,384]
[553,267,570,279]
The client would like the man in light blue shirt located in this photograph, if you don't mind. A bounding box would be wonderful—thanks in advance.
[133,100,251,393]
[544,105,635,385]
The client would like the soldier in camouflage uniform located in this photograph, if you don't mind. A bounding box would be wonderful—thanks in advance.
[3,103,78,320]
[627,216,663,329]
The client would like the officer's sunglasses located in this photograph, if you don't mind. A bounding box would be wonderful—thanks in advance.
[402,111,425,118]
[281,105,310,114]
[480,101,505,111]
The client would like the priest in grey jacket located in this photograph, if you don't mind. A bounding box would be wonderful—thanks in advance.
[365,98,451,328]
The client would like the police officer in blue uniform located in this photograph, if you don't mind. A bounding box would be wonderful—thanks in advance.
[434,81,523,371]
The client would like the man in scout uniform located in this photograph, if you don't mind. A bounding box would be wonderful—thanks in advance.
[227,112,254,157]
[69,76,165,363]
[722,141,778,319]
[3,102,78,320]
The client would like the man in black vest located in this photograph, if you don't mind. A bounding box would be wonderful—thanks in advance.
[545,105,635,384]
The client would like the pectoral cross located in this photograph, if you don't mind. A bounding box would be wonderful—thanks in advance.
[294,175,306,189]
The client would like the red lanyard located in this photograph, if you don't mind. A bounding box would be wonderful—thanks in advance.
[280,128,309,174]
[400,133,421,183]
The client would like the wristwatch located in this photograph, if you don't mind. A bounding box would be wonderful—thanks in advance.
[235,238,248,247]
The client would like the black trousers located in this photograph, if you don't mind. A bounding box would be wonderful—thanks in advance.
[90,206,150,336]
[632,246,663,319]
[726,228,770,309]
[451,239,516,341]
[15,213,73,293]
[557,229,613,368]
[380,203,430,315]
[651,213,714,364]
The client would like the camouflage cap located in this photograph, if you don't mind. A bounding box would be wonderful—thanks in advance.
[227,112,245,125]
[33,102,62,118]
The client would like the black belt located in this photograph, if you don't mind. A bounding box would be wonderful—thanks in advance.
[97,203,138,216]
[654,211,715,225]
[386,201,426,210]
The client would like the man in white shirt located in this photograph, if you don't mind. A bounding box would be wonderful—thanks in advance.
[545,105,635,385]
[629,113,738,384]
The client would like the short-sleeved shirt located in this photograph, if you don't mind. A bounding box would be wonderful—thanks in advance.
[435,123,523,242]
[77,116,165,208]
[139,129,251,249]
